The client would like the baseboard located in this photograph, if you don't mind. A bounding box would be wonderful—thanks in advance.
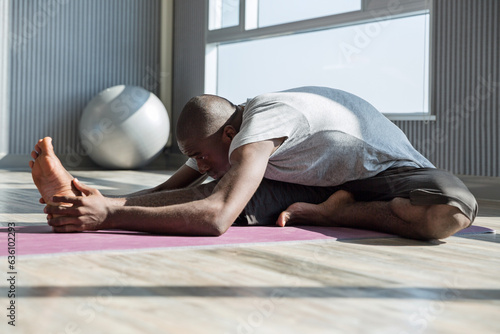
[0,154,34,170]
[457,175,500,202]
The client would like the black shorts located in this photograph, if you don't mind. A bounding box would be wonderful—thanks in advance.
[235,167,478,226]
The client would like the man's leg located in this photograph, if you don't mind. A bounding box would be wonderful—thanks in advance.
[30,137,81,205]
[275,167,477,240]
[277,191,471,240]
[234,178,340,226]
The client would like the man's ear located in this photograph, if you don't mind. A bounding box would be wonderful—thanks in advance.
[222,125,237,142]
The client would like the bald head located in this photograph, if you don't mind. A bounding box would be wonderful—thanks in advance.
[176,94,237,142]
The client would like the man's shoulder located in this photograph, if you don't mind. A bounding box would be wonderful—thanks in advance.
[247,86,360,107]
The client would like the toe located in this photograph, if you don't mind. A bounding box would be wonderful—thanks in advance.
[40,137,55,154]
[276,211,291,227]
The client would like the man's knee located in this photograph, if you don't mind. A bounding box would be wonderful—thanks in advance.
[420,205,471,240]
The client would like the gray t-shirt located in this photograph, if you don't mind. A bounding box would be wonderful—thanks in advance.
[186,86,434,186]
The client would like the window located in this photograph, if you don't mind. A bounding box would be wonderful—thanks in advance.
[209,0,240,30]
[246,0,362,29]
[206,0,431,118]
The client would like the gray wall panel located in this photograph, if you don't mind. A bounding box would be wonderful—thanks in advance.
[0,0,9,157]
[6,0,161,157]
[395,0,499,177]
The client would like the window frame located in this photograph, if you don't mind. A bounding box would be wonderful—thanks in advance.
[206,0,435,121]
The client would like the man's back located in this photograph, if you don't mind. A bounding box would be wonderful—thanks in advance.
[228,86,433,186]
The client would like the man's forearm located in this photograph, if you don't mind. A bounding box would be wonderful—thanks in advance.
[118,166,208,199]
[82,181,222,235]
[106,188,155,199]
[105,200,224,236]
[107,180,177,199]
[115,182,217,207]
[106,177,215,207]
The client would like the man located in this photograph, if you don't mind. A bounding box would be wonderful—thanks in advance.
[31,86,477,240]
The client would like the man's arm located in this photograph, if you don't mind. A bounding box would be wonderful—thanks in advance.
[45,140,277,235]
[119,164,207,198]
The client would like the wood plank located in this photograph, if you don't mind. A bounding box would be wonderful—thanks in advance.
[0,169,499,334]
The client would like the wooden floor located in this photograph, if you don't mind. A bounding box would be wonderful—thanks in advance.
[1,169,499,334]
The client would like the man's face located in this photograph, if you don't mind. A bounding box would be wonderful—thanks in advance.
[179,134,231,179]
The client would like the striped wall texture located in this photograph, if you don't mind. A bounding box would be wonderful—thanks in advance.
[0,0,9,156]
[4,0,161,157]
[394,0,499,176]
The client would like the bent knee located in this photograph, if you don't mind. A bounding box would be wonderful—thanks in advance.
[419,205,470,240]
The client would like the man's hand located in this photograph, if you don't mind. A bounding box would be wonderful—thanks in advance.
[45,179,111,232]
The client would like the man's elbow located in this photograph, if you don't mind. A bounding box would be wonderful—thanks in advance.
[203,204,233,237]
[205,215,232,237]
[205,222,229,237]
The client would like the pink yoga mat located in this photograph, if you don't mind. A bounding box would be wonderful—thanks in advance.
[0,225,494,257]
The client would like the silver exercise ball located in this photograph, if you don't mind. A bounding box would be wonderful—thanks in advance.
[80,85,170,169]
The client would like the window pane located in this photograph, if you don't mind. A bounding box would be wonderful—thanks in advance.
[209,0,240,31]
[247,0,361,29]
[215,14,429,114]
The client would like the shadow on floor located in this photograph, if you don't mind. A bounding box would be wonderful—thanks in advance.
[3,285,499,300]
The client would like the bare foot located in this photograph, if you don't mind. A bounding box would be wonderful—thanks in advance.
[30,137,80,205]
[276,190,355,227]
